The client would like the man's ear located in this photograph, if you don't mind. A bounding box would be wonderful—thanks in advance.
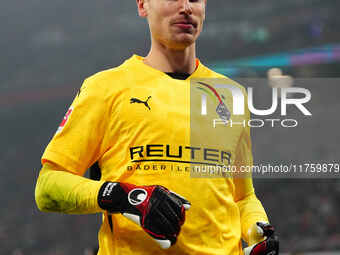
[136,0,148,17]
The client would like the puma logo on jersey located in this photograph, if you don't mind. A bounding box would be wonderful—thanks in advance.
[130,96,152,110]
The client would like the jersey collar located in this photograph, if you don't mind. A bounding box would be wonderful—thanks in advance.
[128,54,206,81]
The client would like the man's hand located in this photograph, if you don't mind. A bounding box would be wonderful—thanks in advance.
[98,182,191,249]
[243,222,279,255]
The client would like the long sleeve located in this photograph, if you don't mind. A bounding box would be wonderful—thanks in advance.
[233,178,268,245]
[35,161,105,214]
[233,127,268,245]
[36,76,114,214]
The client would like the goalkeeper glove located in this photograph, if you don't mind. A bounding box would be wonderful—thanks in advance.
[243,222,279,255]
[98,182,191,249]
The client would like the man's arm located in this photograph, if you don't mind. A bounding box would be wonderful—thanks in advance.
[35,77,112,214]
[231,85,269,244]
[35,161,191,248]
[233,177,268,245]
[35,161,105,214]
[232,124,279,254]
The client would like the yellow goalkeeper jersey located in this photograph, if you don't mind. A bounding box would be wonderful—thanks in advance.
[41,55,267,255]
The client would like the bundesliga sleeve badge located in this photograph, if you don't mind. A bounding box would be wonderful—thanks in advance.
[56,107,73,133]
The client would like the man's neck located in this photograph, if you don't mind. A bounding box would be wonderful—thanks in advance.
[143,40,197,74]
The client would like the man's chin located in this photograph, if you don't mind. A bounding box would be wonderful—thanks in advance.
[169,35,196,49]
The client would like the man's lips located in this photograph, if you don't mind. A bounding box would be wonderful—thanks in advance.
[172,19,197,29]
[174,23,194,29]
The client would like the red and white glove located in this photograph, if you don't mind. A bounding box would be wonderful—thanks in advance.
[98,182,191,249]
[243,222,279,255]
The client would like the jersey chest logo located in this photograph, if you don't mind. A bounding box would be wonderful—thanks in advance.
[130,96,152,110]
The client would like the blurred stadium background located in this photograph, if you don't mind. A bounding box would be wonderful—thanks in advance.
[1,0,340,254]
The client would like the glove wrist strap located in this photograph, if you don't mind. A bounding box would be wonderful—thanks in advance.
[97,182,130,213]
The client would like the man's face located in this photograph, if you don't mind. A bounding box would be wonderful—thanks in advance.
[138,0,206,50]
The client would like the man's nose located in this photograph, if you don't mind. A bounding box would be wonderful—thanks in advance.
[179,0,193,15]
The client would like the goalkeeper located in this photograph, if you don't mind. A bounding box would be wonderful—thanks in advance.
[35,0,279,254]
